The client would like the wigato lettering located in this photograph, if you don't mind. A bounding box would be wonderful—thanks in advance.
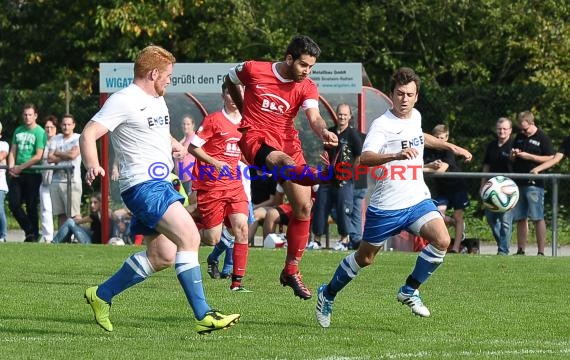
[105,77,133,88]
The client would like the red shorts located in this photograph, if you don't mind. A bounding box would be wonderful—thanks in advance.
[239,130,306,167]
[196,187,248,229]
[276,203,293,225]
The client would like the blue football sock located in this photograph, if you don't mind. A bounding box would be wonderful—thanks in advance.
[97,251,155,303]
[175,251,210,320]
[208,241,227,264]
[221,246,234,275]
[407,243,446,291]
[326,252,361,299]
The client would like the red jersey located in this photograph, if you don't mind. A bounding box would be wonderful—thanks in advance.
[229,60,320,151]
[190,109,242,191]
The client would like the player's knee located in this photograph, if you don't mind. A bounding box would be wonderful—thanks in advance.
[293,201,312,218]
[234,223,249,244]
[431,233,451,252]
[355,251,374,267]
[148,251,175,271]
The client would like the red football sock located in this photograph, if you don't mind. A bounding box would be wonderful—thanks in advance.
[284,217,310,275]
[231,242,249,287]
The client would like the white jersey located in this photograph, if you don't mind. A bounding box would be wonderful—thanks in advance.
[92,84,173,192]
[49,133,82,183]
[363,108,431,210]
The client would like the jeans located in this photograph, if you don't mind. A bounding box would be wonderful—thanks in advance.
[349,187,366,248]
[485,209,513,254]
[0,190,7,239]
[8,173,42,239]
[312,182,355,237]
[53,218,92,244]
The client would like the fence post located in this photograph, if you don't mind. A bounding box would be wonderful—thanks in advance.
[551,178,559,257]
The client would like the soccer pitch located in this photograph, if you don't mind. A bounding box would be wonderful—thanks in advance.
[1,244,569,359]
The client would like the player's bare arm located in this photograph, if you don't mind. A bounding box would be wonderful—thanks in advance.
[224,76,244,114]
[424,133,472,161]
[79,120,108,185]
[360,148,419,167]
[188,144,229,173]
[306,107,338,148]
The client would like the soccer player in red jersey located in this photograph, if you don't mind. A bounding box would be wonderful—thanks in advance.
[189,82,250,292]
[225,35,338,299]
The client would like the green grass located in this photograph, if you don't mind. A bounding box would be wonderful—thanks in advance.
[1,244,569,359]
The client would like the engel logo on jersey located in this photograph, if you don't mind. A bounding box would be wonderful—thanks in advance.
[401,135,424,149]
[260,94,290,114]
[147,115,170,128]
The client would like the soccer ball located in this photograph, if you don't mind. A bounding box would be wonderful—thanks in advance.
[480,176,519,212]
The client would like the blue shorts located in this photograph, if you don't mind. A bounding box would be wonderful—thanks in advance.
[511,185,544,221]
[122,180,184,236]
[248,202,255,224]
[362,199,441,245]
[434,190,470,210]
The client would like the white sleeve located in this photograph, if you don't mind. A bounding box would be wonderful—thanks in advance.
[91,92,129,132]
[362,118,385,154]
[49,135,60,151]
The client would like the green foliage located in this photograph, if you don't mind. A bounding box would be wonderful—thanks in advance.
[1,244,570,359]
[2,1,570,241]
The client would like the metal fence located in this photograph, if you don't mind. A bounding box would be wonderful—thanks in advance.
[1,164,75,218]
[426,172,570,256]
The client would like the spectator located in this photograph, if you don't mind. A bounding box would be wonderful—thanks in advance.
[39,115,58,243]
[0,121,9,242]
[481,117,514,255]
[48,114,82,227]
[349,131,368,250]
[423,124,469,253]
[8,103,47,242]
[510,111,555,256]
[53,192,103,244]
[263,182,288,238]
[265,183,319,243]
[110,207,132,245]
[312,103,363,251]
[176,115,196,195]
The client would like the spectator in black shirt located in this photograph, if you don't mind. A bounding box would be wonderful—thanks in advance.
[481,117,514,255]
[509,111,555,255]
[312,104,362,250]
